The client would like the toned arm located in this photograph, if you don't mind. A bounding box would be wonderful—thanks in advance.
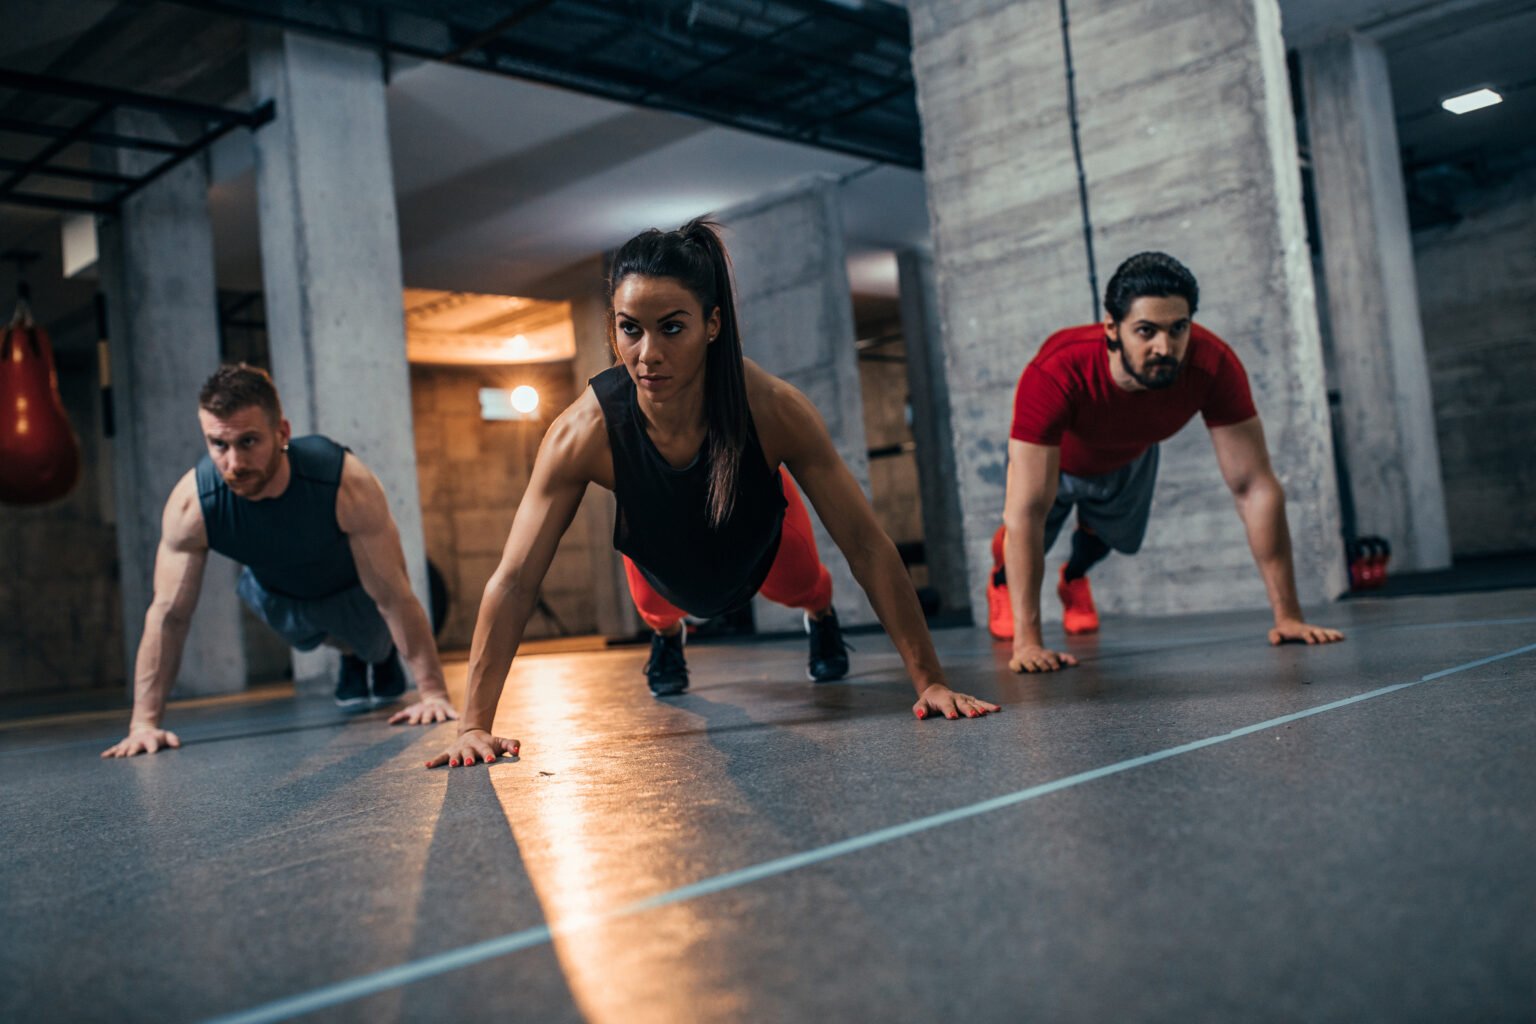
[335,453,456,724]
[1003,438,1079,672]
[1208,417,1344,646]
[102,471,209,757]
[426,391,607,767]
[751,365,998,720]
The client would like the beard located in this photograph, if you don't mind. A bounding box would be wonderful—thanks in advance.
[1121,349,1182,390]
[224,446,283,495]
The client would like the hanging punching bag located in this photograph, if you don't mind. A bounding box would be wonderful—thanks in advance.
[0,290,81,505]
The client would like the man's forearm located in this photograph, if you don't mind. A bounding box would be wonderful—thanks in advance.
[129,608,190,728]
[1004,515,1048,647]
[1238,478,1305,623]
[379,596,450,698]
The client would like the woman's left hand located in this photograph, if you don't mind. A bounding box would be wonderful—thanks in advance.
[912,685,1000,721]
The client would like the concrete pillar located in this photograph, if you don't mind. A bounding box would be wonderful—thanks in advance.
[96,110,246,694]
[249,30,428,687]
[567,257,641,639]
[896,248,969,617]
[721,177,876,630]
[908,0,1347,619]
[1302,33,1451,571]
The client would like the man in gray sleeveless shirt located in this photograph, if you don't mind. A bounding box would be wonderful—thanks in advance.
[103,365,456,758]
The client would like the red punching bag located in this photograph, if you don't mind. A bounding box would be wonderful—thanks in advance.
[0,290,81,505]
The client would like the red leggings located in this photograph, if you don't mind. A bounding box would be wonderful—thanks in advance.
[623,468,834,633]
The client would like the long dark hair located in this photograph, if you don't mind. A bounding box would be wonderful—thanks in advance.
[608,217,749,530]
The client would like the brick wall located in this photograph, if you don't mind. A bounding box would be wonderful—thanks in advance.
[410,362,598,648]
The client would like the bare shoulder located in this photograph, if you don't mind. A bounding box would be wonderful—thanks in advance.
[743,359,828,466]
[336,451,392,534]
[162,469,207,552]
[539,386,611,488]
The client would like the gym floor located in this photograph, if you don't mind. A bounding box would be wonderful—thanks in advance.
[3,588,1533,1023]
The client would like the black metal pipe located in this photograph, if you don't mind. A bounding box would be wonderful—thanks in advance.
[1058,0,1100,321]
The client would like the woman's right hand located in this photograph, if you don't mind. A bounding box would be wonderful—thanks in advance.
[425,729,521,768]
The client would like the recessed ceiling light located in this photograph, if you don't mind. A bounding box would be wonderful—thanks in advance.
[1441,88,1502,115]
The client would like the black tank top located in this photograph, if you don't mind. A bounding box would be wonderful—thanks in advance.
[591,366,788,618]
[196,435,360,600]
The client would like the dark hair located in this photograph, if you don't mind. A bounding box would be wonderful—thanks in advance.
[1103,252,1200,322]
[609,217,748,530]
[199,363,283,424]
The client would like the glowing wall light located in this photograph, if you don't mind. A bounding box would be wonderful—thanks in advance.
[510,385,539,415]
[480,385,541,421]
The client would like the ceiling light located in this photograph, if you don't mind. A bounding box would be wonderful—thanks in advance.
[1441,88,1502,115]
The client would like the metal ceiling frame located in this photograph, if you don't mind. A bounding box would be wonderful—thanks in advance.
[159,0,923,168]
[0,68,274,215]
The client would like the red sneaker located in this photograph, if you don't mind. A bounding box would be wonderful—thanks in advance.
[1057,565,1099,635]
[987,566,1013,640]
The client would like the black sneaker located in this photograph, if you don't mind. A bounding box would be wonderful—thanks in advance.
[644,629,689,697]
[805,607,850,682]
[369,647,407,708]
[334,653,370,710]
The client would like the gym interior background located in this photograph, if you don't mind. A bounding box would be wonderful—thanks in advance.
[3,0,1531,699]
[0,2,1533,1020]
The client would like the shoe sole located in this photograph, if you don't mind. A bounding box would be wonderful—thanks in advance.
[334,696,371,711]
[369,692,405,708]
[649,683,688,697]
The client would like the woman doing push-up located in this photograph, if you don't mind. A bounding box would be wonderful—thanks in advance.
[429,219,998,768]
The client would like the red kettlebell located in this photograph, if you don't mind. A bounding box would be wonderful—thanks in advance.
[0,298,81,505]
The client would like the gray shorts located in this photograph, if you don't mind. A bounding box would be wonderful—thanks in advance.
[236,568,394,664]
[1043,445,1160,555]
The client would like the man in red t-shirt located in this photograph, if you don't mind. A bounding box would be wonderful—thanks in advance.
[995,252,1344,672]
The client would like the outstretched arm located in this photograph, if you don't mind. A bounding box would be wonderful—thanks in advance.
[336,454,455,725]
[1004,439,1078,672]
[426,399,600,767]
[102,472,209,757]
[763,375,998,720]
[1209,417,1344,646]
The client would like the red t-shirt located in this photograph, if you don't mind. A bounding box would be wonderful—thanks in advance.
[1009,323,1257,477]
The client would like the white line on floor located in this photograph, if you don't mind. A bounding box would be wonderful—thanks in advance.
[202,639,1536,1024]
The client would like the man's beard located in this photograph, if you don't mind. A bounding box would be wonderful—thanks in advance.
[224,448,283,495]
[1110,335,1182,390]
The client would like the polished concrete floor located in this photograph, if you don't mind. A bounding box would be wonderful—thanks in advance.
[3,589,1534,1024]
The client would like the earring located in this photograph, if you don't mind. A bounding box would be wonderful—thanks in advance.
[282,443,290,452]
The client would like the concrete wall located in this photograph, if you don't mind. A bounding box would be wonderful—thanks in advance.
[908,0,1347,621]
[1302,33,1450,570]
[858,328,927,584]
[897,248,970,616]
[250,30,429,687]
[722,177,877,630]
[0,350,123,696]
[1413,165,1536,555]
[411,363,598,648]
[96,111,247,694]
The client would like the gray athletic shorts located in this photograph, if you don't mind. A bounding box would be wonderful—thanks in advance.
[1042,444,1160,555]
[236,568,393,664]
